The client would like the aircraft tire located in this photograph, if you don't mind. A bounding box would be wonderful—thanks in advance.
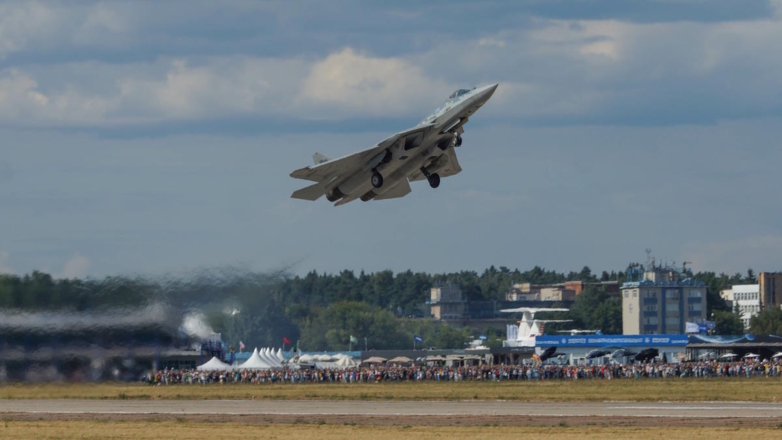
[428,173,440,189]
[371,171,384,188]
[455,135,462,147]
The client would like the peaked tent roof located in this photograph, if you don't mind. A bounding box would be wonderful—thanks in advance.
[237,348,274,370]
[197,356,232,371]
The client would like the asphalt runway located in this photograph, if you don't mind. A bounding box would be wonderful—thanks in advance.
[1,399,781,419]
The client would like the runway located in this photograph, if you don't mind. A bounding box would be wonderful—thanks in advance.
[2,399,781,419]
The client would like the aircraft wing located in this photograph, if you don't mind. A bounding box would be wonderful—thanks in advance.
[290,124,436,183]
[374,179,411,200]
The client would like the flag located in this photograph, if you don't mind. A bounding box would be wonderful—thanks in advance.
[239,341,245,351]
[283,337,292,345]
[414,335,423,343]
[479,335,488,341]
[349,335,358,344]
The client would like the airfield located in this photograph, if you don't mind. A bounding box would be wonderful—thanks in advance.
[2,381,782,439]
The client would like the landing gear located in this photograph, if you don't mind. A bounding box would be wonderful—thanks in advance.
[420,166,441,189]
[427,173,440,189]
[371,171,384,188]
[454,135,462,147]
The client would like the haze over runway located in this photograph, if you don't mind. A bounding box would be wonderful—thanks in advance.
[2,399,781,420]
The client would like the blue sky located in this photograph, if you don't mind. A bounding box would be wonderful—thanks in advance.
[1,0,781,278]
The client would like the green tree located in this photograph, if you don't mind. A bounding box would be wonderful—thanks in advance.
[714,310,745,335]
[565,288,622,334]
[749,308,782,335]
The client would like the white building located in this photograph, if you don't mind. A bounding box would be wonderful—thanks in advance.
[732,284,760,330]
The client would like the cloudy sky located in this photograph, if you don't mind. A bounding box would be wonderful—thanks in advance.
[2,0,781,279]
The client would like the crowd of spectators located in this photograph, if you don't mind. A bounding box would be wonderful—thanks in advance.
[143,359,782,385]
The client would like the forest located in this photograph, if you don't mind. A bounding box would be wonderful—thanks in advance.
[0,265,768,351]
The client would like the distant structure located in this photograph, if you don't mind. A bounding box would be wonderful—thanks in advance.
[429,283,466,320]
[729,285,760,330]
[505,281,618,302]
[759,272,782,310]
[621,254,707,335]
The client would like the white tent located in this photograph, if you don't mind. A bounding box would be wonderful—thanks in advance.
[335,356,359,368]
[197,356,232,371]
[237,348,274,370]
[265,348,283,367]
[298,354,315,363]
[276,348,285,362]
[744,353,759,359]
[719,353,738,360]
[258,348,277,367]
[772,352,782,359]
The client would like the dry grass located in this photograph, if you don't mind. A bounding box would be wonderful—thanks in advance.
[0,420,779,440]
[1,377,781,402]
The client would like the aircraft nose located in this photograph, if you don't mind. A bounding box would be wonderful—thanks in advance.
[476,83,498,102]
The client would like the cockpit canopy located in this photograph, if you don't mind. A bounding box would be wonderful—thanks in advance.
[419,87,475,125]
[448,89,471,100]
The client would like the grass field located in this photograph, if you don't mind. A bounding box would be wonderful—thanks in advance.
[0,420,778,439]
[1,377,781,402]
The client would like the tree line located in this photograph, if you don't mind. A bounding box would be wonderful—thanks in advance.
[0,266,773,351]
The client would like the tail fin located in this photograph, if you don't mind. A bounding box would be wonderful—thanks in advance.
[313,153,331,165]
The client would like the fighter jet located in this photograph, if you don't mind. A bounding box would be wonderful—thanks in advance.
[290,84,499,206]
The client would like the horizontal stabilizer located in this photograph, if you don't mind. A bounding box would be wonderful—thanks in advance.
[291,181,329,201]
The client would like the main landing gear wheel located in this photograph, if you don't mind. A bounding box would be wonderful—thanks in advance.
[371,171,384,188]
[427,173,440,189]
[455,135,462,147]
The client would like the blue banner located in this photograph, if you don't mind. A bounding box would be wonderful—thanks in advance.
[536,334,689,348]
[414,335,423,343]
[479,335,488,341]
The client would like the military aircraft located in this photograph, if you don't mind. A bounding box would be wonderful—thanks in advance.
[290,84,499,206]
[500,307,571,347]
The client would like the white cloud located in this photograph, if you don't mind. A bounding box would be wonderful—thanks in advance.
[477,37,506,48]
[0,251,12,274]
[0,1,63,59]
[297,48,451,118]
[0,47,453,126]
[2,9,782,128]
[0,69,114,125]
[62,254,90,278]
[117,57,307,120]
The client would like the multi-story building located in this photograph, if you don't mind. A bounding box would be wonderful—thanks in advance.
[720,288,734,310]
[539,287,576,302]
[621,263,707,335]
[429,283,466,320]
[759,272,782,310]
[732,284,760,330]
[505,281,619,301]
[505,283,544,301]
